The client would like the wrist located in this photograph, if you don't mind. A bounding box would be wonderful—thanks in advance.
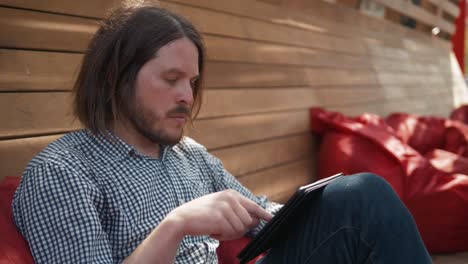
[162,211,187,240]
[124,212,186,263]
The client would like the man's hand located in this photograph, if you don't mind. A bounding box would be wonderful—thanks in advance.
[167,189,273,241]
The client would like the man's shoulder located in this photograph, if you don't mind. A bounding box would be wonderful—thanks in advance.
[26,130,95,171]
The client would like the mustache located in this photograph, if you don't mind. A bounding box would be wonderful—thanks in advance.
[167,105,192,117]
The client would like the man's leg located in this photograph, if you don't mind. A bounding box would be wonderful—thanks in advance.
[258,173,431,264]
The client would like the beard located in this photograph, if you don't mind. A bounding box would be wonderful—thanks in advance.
[126,102,191,146]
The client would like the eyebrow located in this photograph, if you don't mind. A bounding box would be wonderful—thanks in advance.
[163,68,199,79]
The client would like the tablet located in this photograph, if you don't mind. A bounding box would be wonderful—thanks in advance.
[237,172,344,264]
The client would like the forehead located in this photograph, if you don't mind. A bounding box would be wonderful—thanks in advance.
[150,37,199,74]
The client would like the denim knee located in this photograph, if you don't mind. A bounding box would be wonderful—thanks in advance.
[345,172,394,195]
[319,172,402,219]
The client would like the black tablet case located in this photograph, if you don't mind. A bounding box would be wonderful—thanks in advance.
[237,173,344,264]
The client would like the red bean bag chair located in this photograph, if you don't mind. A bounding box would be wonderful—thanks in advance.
[217,237,263,264]
[0,176,34,263]
[386,113,468,157]
[425,149,468,174]
[450,105,468,125]
[310,108,468,253]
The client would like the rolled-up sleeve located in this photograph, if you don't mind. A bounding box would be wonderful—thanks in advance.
[12,161,114,263]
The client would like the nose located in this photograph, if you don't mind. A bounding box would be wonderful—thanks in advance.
[177,81,194,106]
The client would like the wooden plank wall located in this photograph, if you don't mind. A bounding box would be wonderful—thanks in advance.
[0,0,466,202]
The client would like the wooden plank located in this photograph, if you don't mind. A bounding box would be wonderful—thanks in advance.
[376,71,446,86]
[0,49,81,91]
[204,62,449,88]
[211,133,315,176]
[0,0,120,18]
[330,93,453,117]
[269,188,296,204]
[0,7,98,51]
[0,135,62,180]
[189,110,310,149]
[204,63,380,88]
[432,252,468,263]
[368,44,431,62]
[0,92,79,139]
[239,158,315,196]
[238,158,316,201]
[199,85,450,118]
[370,56,447,74]
[199,88,317,118]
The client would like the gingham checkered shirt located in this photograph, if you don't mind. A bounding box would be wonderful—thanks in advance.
[12,130,281,263]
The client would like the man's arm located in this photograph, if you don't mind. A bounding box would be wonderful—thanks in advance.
[123,190,272,263]
[13,162,114,263]
[123,216,184,264]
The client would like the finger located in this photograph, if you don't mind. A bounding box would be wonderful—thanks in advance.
[218,216,237,240]
[238,197,273,221]
[223,203,247,237]
[231,200,255,230]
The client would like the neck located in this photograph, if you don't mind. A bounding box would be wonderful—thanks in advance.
[112,120,161,159]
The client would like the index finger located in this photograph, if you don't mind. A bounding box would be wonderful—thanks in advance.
[238,196,273,221]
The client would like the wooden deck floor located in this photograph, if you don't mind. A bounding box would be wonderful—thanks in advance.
[433,252,468,264]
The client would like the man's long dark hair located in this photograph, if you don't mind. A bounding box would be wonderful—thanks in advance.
[73,3,205,135]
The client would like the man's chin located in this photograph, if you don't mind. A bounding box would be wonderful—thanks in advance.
[164,136,183,146]
[155,131,184,146]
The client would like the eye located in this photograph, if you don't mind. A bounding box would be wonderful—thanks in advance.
[165,78,178,85]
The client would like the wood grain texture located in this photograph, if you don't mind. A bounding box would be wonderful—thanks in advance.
[0,133,316,181]
[238,158,316,200]
[0,134,62,179]
[0,49,81,91]
[0,0,121,18]
[212,133,315,177]
[189,110,310,149]
[0,92,79,139]
[0,7,98,51]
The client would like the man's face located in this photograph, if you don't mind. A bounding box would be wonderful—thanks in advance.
[127,37,199,146]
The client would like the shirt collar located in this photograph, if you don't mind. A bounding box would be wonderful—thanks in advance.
[88,129,171,161]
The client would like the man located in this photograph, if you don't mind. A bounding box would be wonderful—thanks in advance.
[12,3,432,264]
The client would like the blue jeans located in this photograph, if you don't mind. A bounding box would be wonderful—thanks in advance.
[257,173,432,264]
